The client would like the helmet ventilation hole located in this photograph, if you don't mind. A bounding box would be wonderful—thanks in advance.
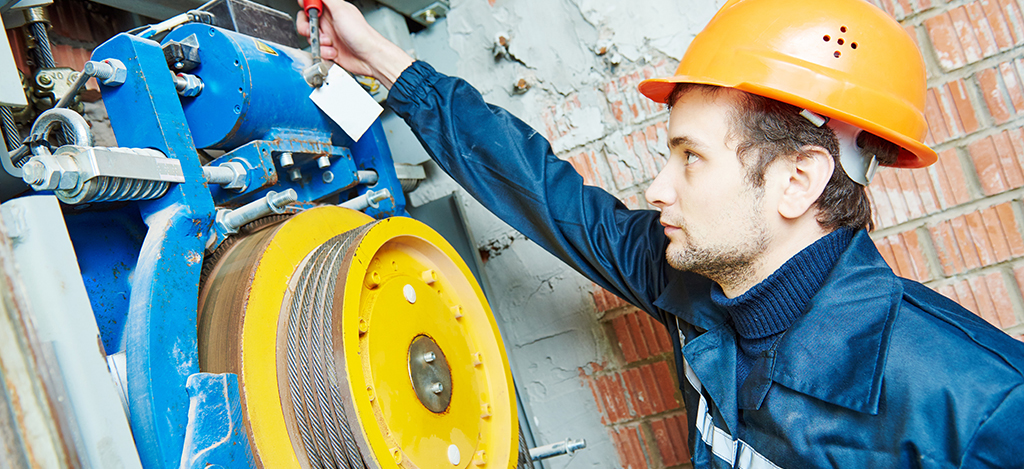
[840,26,848,33]
[837,38,844,45]
[823,35,831,42]
[851,42,858,49]
[834,51,841,58]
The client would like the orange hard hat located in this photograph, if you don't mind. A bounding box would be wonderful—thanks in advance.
[638,0,936,168]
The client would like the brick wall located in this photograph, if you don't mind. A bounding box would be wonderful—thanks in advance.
[562,1,1024,467]
[870,0,1024,340]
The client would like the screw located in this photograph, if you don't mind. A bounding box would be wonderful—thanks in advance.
[429,382,444,394]
[38,74,51,85]
[317,155,331,168]
[322,170,334,184]
[289,168,302,181]
[423,351,436,363]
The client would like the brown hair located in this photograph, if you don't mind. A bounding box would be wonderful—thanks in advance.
[667,83,898,231]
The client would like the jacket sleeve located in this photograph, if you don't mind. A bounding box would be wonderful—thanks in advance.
[957,383,1024,468]
[387,61,674,317]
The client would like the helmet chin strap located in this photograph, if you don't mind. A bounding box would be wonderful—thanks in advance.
[799,109,879,186]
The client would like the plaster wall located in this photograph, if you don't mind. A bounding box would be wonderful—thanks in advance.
[395,1,726,467]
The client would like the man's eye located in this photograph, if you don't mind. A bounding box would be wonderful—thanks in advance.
[685,151,699,165]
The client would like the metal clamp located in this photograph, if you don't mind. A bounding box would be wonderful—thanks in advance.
[22,145,185,204]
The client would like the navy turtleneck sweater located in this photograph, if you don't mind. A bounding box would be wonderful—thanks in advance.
[710,228,856,389]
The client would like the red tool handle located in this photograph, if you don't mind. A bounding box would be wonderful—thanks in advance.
[304,0,323,14]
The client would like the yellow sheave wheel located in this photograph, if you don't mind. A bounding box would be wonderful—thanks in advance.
[198,206,517,469]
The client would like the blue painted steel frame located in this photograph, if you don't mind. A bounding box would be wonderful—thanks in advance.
[92,33,217,469]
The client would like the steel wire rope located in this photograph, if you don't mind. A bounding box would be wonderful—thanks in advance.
[287,256,323,469]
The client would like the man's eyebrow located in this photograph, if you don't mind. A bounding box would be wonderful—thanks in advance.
[668,135,708,152]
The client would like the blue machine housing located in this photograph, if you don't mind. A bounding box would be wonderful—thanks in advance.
[49,21,409,469]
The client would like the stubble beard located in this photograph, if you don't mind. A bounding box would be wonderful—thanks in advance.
[664,191,771,290]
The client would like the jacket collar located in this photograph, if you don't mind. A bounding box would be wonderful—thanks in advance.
[656,230,902,415]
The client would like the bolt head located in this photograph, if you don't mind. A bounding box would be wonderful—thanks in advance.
[317,155,331,168]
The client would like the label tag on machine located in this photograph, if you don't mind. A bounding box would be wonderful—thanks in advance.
[309,65,383,141]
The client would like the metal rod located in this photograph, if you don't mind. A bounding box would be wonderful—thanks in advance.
[357,170,378,185]
[339,188,390,211]
[529,439,586,461]
[219,189,298,233]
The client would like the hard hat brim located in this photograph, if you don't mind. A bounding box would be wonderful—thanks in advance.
[639,75,938,169]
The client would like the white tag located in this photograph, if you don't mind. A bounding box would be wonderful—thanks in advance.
[309,64,384,141]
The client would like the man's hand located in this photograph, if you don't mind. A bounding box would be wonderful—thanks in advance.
[296,0,414,89]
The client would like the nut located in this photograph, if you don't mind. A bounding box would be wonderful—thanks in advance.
[101,59,127,86]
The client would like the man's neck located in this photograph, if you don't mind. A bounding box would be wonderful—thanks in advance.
[718,225,830,298]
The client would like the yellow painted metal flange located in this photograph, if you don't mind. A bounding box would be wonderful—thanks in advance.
[197,208,517,469]
[335,216,517,468]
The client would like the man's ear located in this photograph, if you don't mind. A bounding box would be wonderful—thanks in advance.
[777,145,835,220]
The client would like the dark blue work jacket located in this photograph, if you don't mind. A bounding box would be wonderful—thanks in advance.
[388,61,1024,468]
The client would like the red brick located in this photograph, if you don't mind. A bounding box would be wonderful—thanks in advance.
[1009,127,1024,167]
[611,425,649,469]
[993,131,1024,188]
[965,1,1001,57]
[954,215,984,269]
[950,6,985,63]
[888,234,915,280]
[986,271,1019,328]
[948,79,980,134]
[627,312,652,360]
[652,360,680,411]
[936,148,971,206]
[968,274,1003,327]
[623,368,652,416]
[996,0,1024,44]
[595,374,629,423]
[613,315,641,363]
[593,284,629,312]
[970,136,1009,195]
[912,168,942,214]
[981,206,1013,261]
[652,414,691,466]
[967,211,999,265]
[924,88,952,143]
[982,0,1016,50]
[638,362,666,413]
[637,314,665,357]
[978,67,1012,123]
[999,61,1024,114]
[930,221,967,275]
[881,170,911,224]
[646,314,674,354]
[935,84,965,137]
[869,174,898,228]
[925,12,970,71]
[878,0,899,18]
[895,169,926,220]
[569,150,603,189]
[904,230,932,281]
[994,203,1024,256]
[954,278,981,315]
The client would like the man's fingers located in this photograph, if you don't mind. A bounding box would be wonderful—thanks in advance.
[296,10,309,37]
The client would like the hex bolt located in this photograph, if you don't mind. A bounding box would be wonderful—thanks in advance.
[317,155,331,168]
[429,382,444,394]
[289,168,302,181]
[423,351,436,363]
[279,152,294,167]
[38,74,51,85]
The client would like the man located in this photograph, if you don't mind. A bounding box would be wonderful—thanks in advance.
[299,0,1024,467]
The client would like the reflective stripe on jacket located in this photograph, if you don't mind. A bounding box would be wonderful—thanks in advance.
[388,61,1024,468]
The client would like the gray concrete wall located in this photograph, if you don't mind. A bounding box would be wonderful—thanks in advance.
[392,1,725,467]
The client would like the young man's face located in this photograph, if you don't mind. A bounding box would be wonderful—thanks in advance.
[644,88,773,288]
